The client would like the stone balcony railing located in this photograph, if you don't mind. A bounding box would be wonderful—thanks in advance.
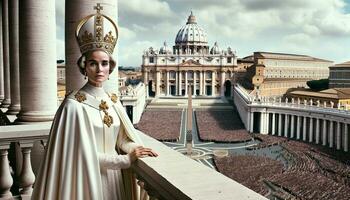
[0,124,267,200]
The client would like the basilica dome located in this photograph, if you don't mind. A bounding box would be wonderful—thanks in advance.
[175,12,208,45]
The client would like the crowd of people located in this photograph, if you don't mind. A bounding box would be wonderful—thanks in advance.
[214,135,350,200]
[136,110,182,141]
[214,155,284,195]
[195,110,252,142]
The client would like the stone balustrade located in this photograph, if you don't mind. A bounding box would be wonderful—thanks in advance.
[0,124,267,200]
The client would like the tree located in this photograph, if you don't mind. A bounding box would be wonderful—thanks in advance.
[306,79,329,91]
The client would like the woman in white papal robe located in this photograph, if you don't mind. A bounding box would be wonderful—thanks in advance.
[31,6,157,200]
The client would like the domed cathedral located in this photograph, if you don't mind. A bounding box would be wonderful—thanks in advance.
[142,12,237,98]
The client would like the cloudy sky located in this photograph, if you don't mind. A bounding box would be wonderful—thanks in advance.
[56,0,350,67]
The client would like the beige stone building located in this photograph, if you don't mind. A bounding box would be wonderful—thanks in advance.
[329,61,350,88]
[142,12,237,98]
[244,52,333,97]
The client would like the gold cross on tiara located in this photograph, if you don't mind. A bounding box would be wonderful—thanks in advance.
[94,3,103,13]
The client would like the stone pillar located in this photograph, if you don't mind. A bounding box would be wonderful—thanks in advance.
[220,71,225,96]
[199,71,203,95]
[65,0,119,93]
[329,121,334,148]
[211,71,215,96]
[7,0,20,115]
[166,70,170,96]
[17,0,57,122]
[272,113,276,135]
[144,70,149,98]
[156,70,160,96]
[290,115,295,138]
[303,116,307,141]
[296,116,301,139]
[193,71,196,96]
[178,71,182,96]
[315,118,320,144]
[249,112,254,133]
[322,119,327,146]
[284,114,289,137]
[265,112,269,134]
[185,71,188,96]
[309,118,313,142]
[0,1,4,102]
[259,112,264,134]
[344,124,348,152]
[1,0,10,108]
[336,122,341,150]
[278,114,282,136]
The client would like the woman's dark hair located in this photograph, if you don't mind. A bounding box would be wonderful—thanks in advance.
[76,50,116,75]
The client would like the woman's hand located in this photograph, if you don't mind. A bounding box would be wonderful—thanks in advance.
[129,146,158,163]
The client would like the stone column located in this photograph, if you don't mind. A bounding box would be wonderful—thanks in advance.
[278,114,282,136]
[66,1,118,93]
[193,71,196,96]
[0,1,4,102]
[322,119,327,146]
[249,112,254,133]
[303,116,307,141]
[178,71,182,96]
[156,70,160,96]
[290,115,295,138]
[315,118,320,144]
[265,112,270,134]
[284,114,289,137]
[259,112,264,134]
[199,71,203,95]
[7,0,20,115]
[296,116,301,139]
[144,70,149,98]
[220,71,225,96]
[336,122,341,150]
[272,113,276,135]
[309,118,313,142]
[344,124,348,152]
[17,0,57,122]
[329,121,334,148]
[166,70,170,96]
[211,71,216,96]
[1,0,10,108]
[185,71,188,96]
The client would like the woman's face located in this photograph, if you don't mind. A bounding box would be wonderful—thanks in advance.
[85,50,110,87]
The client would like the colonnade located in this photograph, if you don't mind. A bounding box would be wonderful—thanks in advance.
[144,69,233,97]
[249,111,349,152]
[0,0,57,122]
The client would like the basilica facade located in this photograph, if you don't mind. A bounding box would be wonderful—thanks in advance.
[142,12,237,98]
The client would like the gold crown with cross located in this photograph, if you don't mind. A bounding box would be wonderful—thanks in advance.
[75,3,118,55]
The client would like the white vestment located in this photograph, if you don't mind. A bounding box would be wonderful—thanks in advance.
[32,83,142,200]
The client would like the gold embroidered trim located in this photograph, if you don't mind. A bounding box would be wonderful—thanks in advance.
[110,93,118,103]
[99,100,113,127]
[74,92,86,103]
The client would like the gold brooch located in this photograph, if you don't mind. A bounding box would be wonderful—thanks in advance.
[99,100,113,127]
[74,92,86,103]
[111,93,118,103]
[99,100,109,110]
[103,113,113,127]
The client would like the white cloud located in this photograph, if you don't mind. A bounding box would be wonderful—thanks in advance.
[119,0,173,17]
[119,26,137,40]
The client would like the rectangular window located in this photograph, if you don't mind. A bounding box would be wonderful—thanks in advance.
[149,57,154,63]
[227,57,232,63]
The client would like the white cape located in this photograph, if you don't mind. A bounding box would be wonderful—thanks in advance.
[32,90,142,200]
